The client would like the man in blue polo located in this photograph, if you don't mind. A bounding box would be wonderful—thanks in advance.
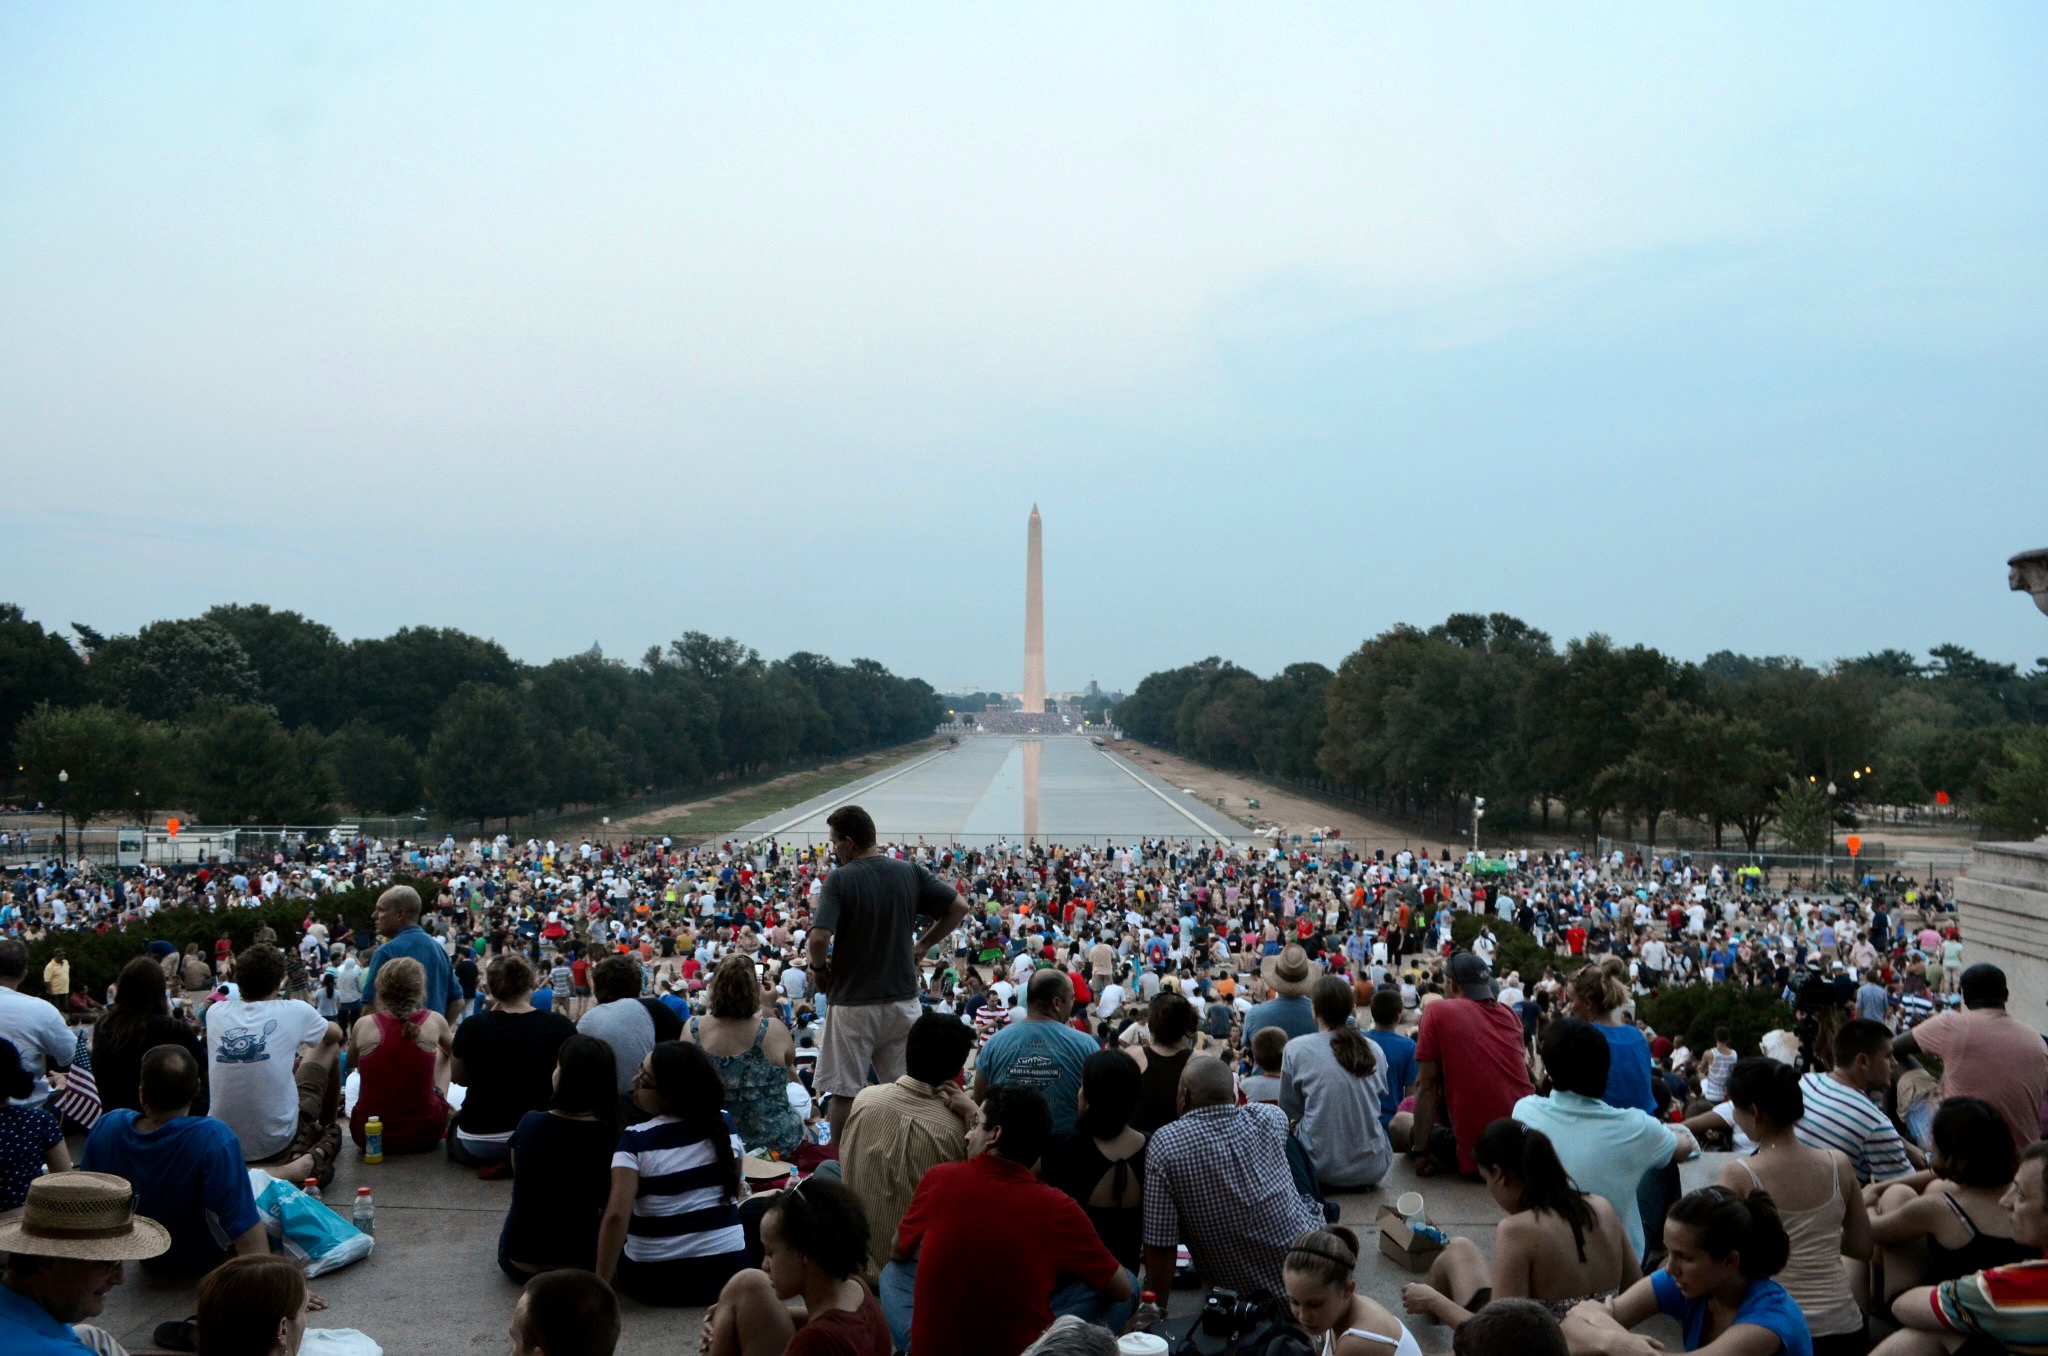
[362,885,461,1021]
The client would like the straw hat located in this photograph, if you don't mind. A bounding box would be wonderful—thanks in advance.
[1259,944,1324,997]
[741,1156,793,1190]
[0,1173,170,1261]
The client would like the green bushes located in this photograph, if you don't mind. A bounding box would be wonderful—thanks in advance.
[1449,911,1584,981]
[1634,982,1791,1060]
[19,878,430,1001]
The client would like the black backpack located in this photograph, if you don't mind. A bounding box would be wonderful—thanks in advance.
[1166,1293,1318,1356]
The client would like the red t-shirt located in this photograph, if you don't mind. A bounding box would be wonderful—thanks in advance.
[895,1154,1123,1356]
[787,1283,892,1356]
[1566,926,1587,955]
[570,958,589,988]
[1415,997,1535,1174]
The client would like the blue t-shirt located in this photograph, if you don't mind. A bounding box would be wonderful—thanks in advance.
[1243,996,1318,1046]
[1598,1022,1659,1116]
[0,1283,94,1356]
[363,924,458,1017]
[1364,1028,1418,1129]
[976,1020,1098,1135]
[83,1111,260,1271]
[1651,1270,1811,1356]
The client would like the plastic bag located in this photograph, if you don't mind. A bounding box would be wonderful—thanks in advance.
[298,1331,383,1355]
[247,1170,375,1277]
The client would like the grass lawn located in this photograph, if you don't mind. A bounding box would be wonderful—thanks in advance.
[555,737,947,841]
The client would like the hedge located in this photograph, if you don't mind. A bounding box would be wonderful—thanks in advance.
[18,877,436,1002]
[1634,982,1792,1061]
[1449,911,1584,982]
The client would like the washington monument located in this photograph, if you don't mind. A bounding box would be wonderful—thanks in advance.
[1024,504,1045,714]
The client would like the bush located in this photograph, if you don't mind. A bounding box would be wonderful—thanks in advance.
[19,877,431,1001]
[1634,982,1791,1060]
[1450,911,1584,983]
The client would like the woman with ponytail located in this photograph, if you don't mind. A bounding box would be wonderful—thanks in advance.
[1402,1118,1638,1328]
[1284,1225,1424,1356]
[1561,1185,1812,1356]
[1718,1059,1870,1356]
[1566,959,1656,1116]
[596,1041,750,1305]
[1280,976,1391,1190]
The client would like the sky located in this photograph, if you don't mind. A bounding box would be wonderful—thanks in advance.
[4,5,2046,695]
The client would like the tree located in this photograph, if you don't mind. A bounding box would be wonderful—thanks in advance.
[328,721,424,814]
[90,619,261,721]
[425,686,541,826]
[1982,726,2048,840]
[339,627,520,749]
[203,604,345,730]
[1774,778,1832,854]
[184,705,336,823]
[13,703,160,838]
[0,604,87,757]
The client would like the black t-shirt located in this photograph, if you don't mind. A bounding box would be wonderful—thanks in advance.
[500,1111,616,1268]
[455,958,479,998]
[452,1008,576,1136]
[813,856,956,1004]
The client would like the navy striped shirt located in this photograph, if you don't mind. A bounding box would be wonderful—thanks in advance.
[612,1112,746,1263]
[1794,1071,1911,1184]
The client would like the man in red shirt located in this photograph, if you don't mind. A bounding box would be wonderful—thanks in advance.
[1401,952,1533,1176]
[881,1084,1133,1355]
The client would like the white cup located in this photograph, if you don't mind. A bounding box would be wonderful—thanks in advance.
[1396,1190,1425,1222]
[1120,1336,1170,1356]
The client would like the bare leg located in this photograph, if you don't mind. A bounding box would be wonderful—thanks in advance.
[826,1091,852,1142]
[1876,1183,1927,1305]
[1389,1112,1414,1155]
[1430,1236,1492,1311]
[707,1268,797,1356]
[1869,1329,1961,1356]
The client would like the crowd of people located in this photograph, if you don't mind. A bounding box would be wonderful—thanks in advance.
[1,801,2044,1356]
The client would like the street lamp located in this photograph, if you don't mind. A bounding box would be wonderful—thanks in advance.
[1825,781,1838,867]
[57,769,69,861]
[1472,796,1486,856]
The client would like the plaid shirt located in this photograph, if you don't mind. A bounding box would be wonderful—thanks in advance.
[1144,1101,1324,1300]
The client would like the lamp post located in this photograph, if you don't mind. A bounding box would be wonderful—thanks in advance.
[57,768,69,861]
[1825,781,1837,872]
[1472,796,1486,856]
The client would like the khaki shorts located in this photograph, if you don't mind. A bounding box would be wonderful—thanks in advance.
[816,997,922,1100]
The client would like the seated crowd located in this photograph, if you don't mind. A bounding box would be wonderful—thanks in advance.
[2,809,2046,1356]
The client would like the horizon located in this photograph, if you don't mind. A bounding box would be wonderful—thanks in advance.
[5,6,2046,689]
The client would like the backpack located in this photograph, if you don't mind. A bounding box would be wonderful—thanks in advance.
[1168,1294,1318,1356]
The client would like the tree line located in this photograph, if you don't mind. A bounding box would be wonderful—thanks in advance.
[0,603,943,832]
[1114,613,2048,847]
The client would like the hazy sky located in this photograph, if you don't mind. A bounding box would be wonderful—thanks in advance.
[4,5,2045,694]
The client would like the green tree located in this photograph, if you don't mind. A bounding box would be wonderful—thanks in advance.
[1982,726,2048,840]
[203,604,345,730]
[90,619,261,721]
[185,705,337,823]
[0,604,88,757]
[13,703,160,838]
[327,720,424,814]
[425,686,542,826]
[339,627,520,749]
[1774,777,1831,854]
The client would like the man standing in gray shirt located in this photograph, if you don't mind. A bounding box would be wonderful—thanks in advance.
[809,805,969,1138]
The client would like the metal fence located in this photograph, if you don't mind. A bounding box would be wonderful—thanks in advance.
[1593,836,1971,886]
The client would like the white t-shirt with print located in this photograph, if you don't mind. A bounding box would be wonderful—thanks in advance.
[206,996,329,1160]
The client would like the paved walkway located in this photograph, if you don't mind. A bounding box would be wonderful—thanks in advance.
[93,1143,1716,1355]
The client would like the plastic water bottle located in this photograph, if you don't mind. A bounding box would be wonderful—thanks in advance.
[364,1116,384,1164]
[302,1178,322,1204]
[352,1187,374,1236]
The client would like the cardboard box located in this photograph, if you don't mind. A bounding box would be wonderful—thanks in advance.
[1376,1203,1447,1273]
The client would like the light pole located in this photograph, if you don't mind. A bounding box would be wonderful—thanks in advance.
[57,768,69,861]
[1825,781,1837,871]
[1472,796,1486,856]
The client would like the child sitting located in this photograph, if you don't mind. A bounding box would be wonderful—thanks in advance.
[1241,1026,1287,1105]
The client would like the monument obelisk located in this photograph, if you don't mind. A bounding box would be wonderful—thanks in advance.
[1023,505,1046,715]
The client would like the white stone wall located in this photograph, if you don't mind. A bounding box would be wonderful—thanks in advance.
[1957,840,2048,1031]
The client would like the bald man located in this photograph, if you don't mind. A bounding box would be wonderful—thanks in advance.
[973,970,1097,1136]
[363,884,463,1022]
[1141,1056,1325,1303]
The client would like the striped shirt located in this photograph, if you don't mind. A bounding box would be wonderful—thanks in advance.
[1794,1071,1912,1184]
[1900,992,1935,1028]
[612,1112,746,1263]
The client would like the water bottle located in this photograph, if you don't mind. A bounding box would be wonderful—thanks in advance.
[364,1115,384,1164]
[302,1178,322,1204]
[353,1187,375,1236]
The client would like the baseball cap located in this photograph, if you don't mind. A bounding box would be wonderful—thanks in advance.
[1447,951,1497,1001]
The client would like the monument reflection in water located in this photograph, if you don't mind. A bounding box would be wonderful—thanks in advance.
[1022,739,1041,844]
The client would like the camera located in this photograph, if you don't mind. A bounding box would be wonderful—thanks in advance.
[1200,1288,1262,1337]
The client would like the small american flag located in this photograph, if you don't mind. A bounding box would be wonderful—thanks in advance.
[53,1029,101,1130]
